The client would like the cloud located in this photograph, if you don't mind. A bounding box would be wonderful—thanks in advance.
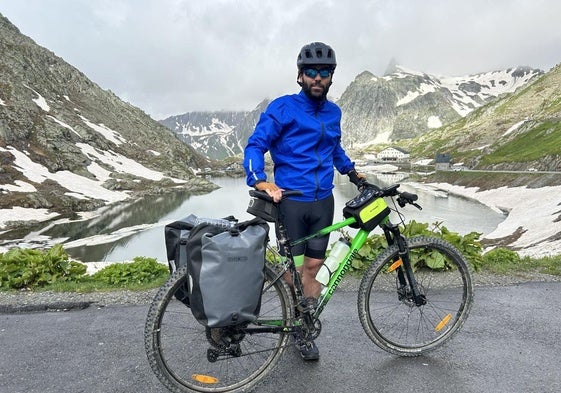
[1,0,560,119]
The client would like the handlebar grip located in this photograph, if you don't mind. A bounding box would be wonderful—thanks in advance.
[400,191,418,202]
[248,189,303,202]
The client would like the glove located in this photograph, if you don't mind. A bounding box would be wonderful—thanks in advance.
[347,169,366,186]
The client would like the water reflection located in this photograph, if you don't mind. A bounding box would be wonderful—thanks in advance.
[3,174,506,263]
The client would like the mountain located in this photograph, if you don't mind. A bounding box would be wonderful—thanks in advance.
[161,65,542,160]
[409,63,561,171]
[0,14,215,222]
[159,111,248,160]
[337,65,543,147]
[160,99,270,159]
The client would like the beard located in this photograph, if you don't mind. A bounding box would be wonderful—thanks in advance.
[301,78,331,101]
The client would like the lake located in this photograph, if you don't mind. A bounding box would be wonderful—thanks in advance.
[38,172,505,264]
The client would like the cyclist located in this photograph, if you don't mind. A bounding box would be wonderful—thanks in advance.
[243,41,363,361]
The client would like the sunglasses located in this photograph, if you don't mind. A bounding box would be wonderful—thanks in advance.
[303,68,333,78]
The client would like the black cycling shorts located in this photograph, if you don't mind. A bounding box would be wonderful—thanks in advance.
[277,194,334,260]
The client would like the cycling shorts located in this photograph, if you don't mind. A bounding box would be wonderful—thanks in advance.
[277,194,334,260]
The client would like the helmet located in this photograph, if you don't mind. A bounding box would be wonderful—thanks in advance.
[296,42,337,69]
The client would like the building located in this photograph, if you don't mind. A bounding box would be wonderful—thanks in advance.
[376,147,410,162]
[435,153,451,171]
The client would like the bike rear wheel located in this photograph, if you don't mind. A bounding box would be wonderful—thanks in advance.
[145,263,293,393]
[358,236,473,356]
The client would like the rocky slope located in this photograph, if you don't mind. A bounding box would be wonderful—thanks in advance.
[338,64,542,147]
[0,14,215,223]
[159,99,269,160]
[410,63,561,171]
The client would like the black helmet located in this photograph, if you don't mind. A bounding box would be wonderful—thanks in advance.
[297,42,337,69]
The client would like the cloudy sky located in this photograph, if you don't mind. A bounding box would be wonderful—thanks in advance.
[1,0,560,119]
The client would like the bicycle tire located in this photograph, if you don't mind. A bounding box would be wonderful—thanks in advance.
[358,236,473,356]
[145,263,293,393]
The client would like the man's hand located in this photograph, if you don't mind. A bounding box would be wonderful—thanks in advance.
[347,169,366,185]
[255,181,283,202]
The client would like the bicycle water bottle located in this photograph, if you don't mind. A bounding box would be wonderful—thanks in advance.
[315,238,351,286]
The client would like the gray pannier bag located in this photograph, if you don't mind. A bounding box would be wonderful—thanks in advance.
[164,214,237,307]
[186,217,269,328]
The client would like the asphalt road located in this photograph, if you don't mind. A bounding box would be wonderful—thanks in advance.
[1,281,560,393]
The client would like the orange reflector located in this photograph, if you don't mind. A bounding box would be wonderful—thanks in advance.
[388,259,403,272]
[435,314,452,332]
[192,374,219,384]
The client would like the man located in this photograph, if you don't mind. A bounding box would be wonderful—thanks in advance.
[243,42,362,360]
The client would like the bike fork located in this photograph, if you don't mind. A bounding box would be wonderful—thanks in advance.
[385,229,427,307]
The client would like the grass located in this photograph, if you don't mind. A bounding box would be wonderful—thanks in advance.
[480,248,561,276]
[480,121,561,165]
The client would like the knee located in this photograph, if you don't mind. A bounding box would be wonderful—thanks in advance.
[304,257,323,273]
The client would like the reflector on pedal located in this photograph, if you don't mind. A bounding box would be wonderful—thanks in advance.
[435,314,452,332]
[192,374,219,384]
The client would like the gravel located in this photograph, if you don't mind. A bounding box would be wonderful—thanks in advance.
[1,271,559,313]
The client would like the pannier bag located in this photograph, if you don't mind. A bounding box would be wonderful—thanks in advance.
[164,214,236,306]
[186,217,269,327]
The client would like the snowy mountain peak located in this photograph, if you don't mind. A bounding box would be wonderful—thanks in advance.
[337,64,543,145]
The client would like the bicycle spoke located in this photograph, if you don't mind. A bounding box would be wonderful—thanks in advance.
[145,264,293,392]
[358,236,473,356]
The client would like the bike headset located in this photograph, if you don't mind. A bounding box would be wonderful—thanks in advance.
[296,42,337,87]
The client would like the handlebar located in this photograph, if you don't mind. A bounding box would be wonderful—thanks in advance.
[355,180,422,210]
[249,182,421,211]
[248,189,303,203]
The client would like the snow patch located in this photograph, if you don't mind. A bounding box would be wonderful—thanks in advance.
[427,115,442,128]
[24,85,50,111]
[397,83,437,106]
[0,207,60,230]
[47,115,82,138]
[428,182,561,258]
[503,119,527,137]
[76,143,165,181]
[2,145,129,203]
[80,115,126,145]
[0,180,37,193]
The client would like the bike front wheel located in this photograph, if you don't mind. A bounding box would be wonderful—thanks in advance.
[145,263,293,393]
[358,236,473,356]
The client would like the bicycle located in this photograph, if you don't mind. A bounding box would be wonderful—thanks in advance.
[144,180,474,393]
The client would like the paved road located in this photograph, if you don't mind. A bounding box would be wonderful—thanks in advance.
[1,282,560,393]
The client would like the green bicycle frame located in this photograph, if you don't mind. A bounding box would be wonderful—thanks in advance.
[289,215,390,318]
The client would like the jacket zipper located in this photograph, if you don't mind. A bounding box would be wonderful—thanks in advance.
[314,102,324,201]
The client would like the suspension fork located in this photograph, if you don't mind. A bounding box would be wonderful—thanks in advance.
[383,224,427,306]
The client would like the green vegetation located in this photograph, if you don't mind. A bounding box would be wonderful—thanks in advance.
[345,220,484,272]
[336,221,560,277]
[480,248,561,276]
[479,121,561,165]
[1,232,559,294]
[0,246,169,292]
[0,245,86,290]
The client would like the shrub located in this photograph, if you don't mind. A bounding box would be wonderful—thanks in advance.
[346,220,484,273]
[91,256,168,286]
[0,244,87,289]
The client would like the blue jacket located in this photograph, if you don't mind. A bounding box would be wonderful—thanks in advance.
[244,90,354,202]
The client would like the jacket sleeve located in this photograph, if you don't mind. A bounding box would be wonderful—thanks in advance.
[333,140,355,175]
[243,103,283,187]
